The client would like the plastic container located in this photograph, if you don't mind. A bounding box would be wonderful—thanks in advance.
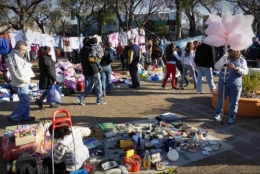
[124,154,141,172]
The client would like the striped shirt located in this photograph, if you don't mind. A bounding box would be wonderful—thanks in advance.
[53,127,91,171]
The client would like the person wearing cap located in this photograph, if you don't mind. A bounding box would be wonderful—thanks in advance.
[214,49,248,124]
[128,38,141,88]
[194,42,216,94]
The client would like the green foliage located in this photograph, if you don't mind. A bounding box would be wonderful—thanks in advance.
[242,70,260,97]
[148,25,169,36]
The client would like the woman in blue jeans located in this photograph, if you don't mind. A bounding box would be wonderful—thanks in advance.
[179,42,197,90]
[100,44,113,97]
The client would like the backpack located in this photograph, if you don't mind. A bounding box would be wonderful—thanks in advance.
[10,156,48,174]
[0,36,11,55]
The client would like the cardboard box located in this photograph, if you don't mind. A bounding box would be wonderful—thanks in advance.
[15,135,35,146]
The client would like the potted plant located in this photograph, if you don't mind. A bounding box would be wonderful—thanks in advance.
[212,68,260,117]
[241,68,260,98]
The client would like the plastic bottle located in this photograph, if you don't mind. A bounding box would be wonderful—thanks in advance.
[142,150,151,170]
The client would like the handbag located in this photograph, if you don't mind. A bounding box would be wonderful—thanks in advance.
[46,85,62,103]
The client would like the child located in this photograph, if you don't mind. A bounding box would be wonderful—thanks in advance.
[89,37,104,71]
[0,54,11,83]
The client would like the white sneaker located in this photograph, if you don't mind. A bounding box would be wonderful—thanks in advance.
[214,114,221,120]
[197,91,205,94]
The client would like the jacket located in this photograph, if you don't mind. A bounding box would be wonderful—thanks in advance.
[100,50,112,67]
[39,54,56,89]
[80,46,99,76]
[7,49,31,87]
[194,43,215,68]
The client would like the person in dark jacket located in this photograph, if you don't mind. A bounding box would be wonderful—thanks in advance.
[100,43,113,97]
[76,37,106,105]
[35,46,57,109]
[128,38,141,88]
[194,43,216,94]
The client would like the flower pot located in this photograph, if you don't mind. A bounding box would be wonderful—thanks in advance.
[212,89,260,117]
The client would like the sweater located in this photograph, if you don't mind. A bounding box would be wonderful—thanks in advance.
[194,43,215,68]
[53,127,91,171]
[7,49,31,87]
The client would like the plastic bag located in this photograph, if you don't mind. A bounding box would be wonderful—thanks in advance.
[46,85,62,103]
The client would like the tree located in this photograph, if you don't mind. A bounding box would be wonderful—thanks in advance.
[106,0,165,31]
[225,0,260,35]
[149,25,170,36]
[32,2,52,33]
[92,5,116,34]
[58,0,99,36]
[0,0,46,31]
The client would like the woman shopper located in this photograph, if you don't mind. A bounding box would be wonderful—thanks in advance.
[100,43,113,97]
[179,42,197,90]
[175,45,189,86]
[161,43,182,90]
[35,46,57,109]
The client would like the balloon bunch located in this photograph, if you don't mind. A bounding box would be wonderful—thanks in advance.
[203,11,255,52]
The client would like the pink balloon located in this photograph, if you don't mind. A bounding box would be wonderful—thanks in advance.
[205,20,226,38]
[227,30,245,46]
[240,25,255,38]
[222,11,233,31]
[244,15,254,25]
[205,14,221,25]
[203,35,225,47]
[230,38,252,51]
[230,13,245,32]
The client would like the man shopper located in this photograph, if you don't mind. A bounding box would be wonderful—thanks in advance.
[7,41,35,124]
[194,42,216,94]
[76,37,106,105]
[214,49,248,124]
[128,38,141,88]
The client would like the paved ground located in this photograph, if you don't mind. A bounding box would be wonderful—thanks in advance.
[1,59,260,173]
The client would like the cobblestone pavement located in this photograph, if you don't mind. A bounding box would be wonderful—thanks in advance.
[0,60,260,173]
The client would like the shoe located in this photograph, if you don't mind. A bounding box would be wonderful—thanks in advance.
[185,82,190,87]
[35,99,43,109]
[172,87,179,90]
[129,85,137,88]
[161,85,167,89]
[228,117,235,124]
[179,87,184,90]
[214,114,221,120]
[197,91,205,94]
[50,103,58,108]
[21,116,35,122]
[76,96,85,105]
[7,117,19,124]
[96,100,107,105]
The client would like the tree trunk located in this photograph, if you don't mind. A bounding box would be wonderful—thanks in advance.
[175,0,182,39]
[188,14,196,37]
